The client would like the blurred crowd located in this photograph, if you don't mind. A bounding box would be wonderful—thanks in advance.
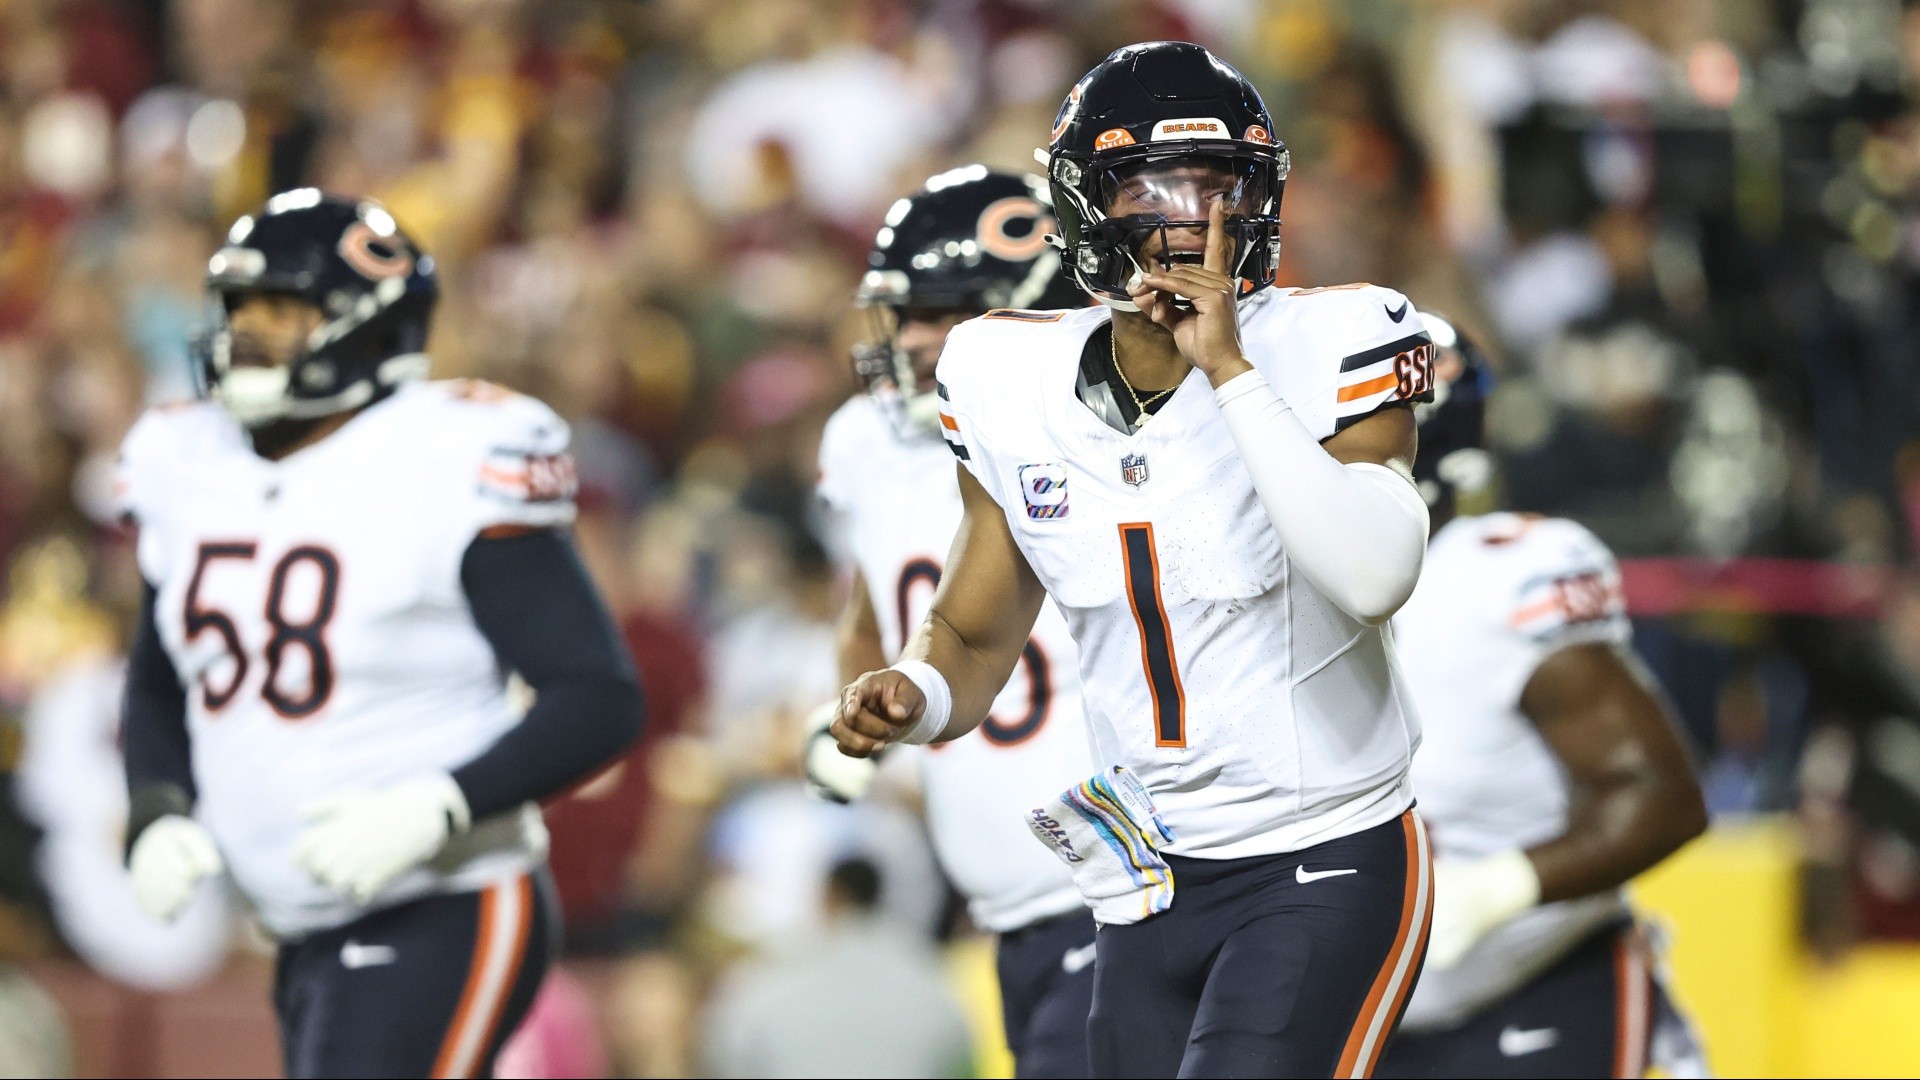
[0,0,1918,1075]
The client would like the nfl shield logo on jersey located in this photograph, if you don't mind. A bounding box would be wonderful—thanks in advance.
[1121,453,1149,488]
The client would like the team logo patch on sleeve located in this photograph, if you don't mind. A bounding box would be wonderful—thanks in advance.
[479,448,578,504]
[1019,463,1070,520]
[1511,569,1626,638]
[1333,332,1435,431]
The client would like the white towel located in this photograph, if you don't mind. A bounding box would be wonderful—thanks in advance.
[1026,766,1176,926]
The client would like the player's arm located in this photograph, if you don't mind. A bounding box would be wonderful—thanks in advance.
[1133,204,1427,624]
[835,570,887,687]
[830,465,1044,757]
[1428,589,1706,970]
[1520,643,1707,901]
[123,582,194,842]
[293,528,643,903]
[805,573,889,802]
[122,580,226,922]
[451,528,644,819]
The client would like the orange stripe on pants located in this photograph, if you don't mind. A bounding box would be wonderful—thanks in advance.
[1612,927,1651,1079]
[431,876,534,1079]
[1335,810,1434,1079]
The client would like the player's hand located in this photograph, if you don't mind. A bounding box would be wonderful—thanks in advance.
[804,699,879,802]
[1427,849,1542,970]
[830,669,927,759]
[293,773,472,903]
[128,815,224,921]
[1127,200,1252,388]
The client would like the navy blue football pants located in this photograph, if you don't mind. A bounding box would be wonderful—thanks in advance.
[274,869,555,1079]
[1089,810,1433,1079]
[997,908,1099,1078]
[1376,920,1670,1079]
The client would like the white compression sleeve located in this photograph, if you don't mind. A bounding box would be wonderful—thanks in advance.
[1213,370,1429,624]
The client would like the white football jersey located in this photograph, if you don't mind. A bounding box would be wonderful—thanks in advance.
[817,394,1094,933]
[117,379,575,939]
[935,286,1434,859]
[1394,512,1636,1030]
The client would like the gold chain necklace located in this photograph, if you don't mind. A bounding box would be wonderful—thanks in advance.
[1109,326,1177,426]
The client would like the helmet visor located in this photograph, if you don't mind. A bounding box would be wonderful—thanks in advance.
[1099,154,1275,226]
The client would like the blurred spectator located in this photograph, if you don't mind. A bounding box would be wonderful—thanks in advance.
[699,857,972,1079]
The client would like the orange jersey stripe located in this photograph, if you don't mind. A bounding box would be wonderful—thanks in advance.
[939,413,959,431]
[1337,372,1401,403]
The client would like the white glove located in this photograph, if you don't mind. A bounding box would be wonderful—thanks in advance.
[293,773,471,903]
[128,815,224,921]
[803,699,877,803]
[1427,849,1541,970]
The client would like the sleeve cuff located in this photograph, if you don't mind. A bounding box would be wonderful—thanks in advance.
[1212,368,1287,411]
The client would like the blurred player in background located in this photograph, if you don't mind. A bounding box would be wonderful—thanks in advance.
[833,43,1436,1077]
[117,191,642,1079]
[1377,314,1709,1079]
[809,166,1100,1078]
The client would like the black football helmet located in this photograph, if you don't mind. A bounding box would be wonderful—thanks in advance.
[1412,312,1496,515]
[854,165,1080,434]
[1043,41,1288,309]
[201,189,438,427]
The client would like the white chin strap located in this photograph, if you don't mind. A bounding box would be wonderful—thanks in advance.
[216,352,431,429]
[215,366,296,427]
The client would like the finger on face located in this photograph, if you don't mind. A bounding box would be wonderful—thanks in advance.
[1127,279,1162,316]
[1202,199,1228,275]
[1139,271,1231,305]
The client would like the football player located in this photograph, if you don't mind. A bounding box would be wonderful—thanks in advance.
[118,191,642,1079]
[832,43,1437,1077]
[809,166,1099,1078]
[1376,315,1709,1079]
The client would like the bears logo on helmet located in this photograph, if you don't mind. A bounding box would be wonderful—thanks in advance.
[854,166,1082,436]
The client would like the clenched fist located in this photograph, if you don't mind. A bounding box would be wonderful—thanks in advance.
[830,668,928,758]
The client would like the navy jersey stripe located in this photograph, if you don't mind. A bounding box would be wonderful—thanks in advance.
[1339,332,1433,372]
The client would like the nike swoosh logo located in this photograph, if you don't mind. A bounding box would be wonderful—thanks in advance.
[340,940,397,969]
[1061,942,1098,974]
[1498,1025,1559,1057]
[1295,865,1359,883]
[1386,301,1409,322]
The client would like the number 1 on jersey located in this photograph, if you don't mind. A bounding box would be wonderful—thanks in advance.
[1119,523,1185,747]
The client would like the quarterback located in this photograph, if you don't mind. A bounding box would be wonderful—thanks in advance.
[118,191,641,1078]
[1376,316,1708,1079]
[810,166,1099,1078]
[833,43,1435,1077]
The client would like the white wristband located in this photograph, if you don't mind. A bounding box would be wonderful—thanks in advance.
[888,660,953,745]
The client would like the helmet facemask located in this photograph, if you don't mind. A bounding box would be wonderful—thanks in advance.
[853,295,965,438]
[1050,145,1287,311]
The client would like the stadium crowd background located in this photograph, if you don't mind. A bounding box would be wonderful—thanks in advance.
[0,0,1917,1075]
